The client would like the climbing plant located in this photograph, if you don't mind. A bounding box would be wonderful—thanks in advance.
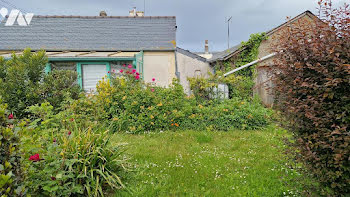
[217,33,267,99]
[189,33,266,101]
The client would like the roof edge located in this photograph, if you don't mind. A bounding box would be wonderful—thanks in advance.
[266,10,321,36]
[7,15,176,19]
[176,47,207,63]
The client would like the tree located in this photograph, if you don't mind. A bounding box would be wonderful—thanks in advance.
[272,1,350,195]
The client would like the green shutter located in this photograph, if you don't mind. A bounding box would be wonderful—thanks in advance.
[45,63,52,74]
[135,51,144,79]
[76,63,83,89]
[106,62,111,79]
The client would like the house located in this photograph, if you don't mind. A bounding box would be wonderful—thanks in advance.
[200,10,322,106]
[0,9,212,93]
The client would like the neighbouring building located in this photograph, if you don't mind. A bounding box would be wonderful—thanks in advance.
[0,9,212,94]
[200,10,322,106]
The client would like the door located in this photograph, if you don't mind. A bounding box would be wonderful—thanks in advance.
[82,64,108,92]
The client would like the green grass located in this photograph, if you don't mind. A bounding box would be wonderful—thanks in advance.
[111,126,303,197]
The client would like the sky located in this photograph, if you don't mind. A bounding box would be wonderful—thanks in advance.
[0,0,347,52]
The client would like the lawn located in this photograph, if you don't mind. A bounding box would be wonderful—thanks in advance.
[112,126,302,197]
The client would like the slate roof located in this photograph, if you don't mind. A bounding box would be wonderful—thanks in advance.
[176,47,207,62]
[0,16,177,51]
[207,44,242,63]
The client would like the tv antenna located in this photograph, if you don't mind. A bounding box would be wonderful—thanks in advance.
[226,16,232,49]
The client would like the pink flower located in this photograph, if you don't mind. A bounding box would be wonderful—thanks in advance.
[128,64,133,69]
[135,75,140,80]
[136,72,140,76]
[152,78,156,82]
[53,138,56,143]
[8,114,14,119]
[112,69,115,73]
[132,69,136,73]
[120,69,124,73]
[29,154,41,162]
[151,88,155,92]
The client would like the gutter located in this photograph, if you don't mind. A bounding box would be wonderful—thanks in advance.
[223,52,277,77]
[174,48,180,79]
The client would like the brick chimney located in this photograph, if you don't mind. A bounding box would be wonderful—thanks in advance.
[205,40,209,54]
[100,11,107,17]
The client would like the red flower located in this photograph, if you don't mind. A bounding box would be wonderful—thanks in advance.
[108,71,111,74]
[128,64,133,69]
[136,72,140,76]
[29,154,41,162]
[70,118,74,122]
[132,69,136,73]
[68,131,72,136]
[51,176,56,181]
[152,78,156,82]
[120,69,124,73]
[8,114,14,119]
[135,75,140,80]
[151,88,155,92]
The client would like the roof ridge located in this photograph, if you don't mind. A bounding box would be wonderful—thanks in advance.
[28,15,176,19]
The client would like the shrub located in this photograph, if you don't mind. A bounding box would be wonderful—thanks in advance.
[272,1,350,195]
[23,103,129,196]
[96,69,190,133]
[88,66,272,133]
[0,49,47,118]
[40,70,81,111]
[0,99,26,196]
[0,49,81,118]
[182,97,272,131]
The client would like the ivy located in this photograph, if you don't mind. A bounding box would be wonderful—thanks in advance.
[235,33,267,77]
[190,33,267,101]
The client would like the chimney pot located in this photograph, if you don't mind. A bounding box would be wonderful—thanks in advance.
[99,11,107,17]
[205,40,209,54]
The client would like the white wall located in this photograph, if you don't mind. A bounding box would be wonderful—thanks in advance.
[143,51,176,87]
[176,51,213,95]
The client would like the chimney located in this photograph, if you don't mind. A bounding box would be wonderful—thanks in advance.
[129,7,136,16]
[136,11,144,17]
[205,40,209,54]
[99,11,107,17]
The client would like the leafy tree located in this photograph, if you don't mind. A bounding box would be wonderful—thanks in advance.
[272,1,350,195]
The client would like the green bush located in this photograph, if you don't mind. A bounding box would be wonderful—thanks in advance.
[66,67,272,133]
[0,49,81,119]
[0,49,47,118]
[41,70,81,111]
[22,103,129,196]
[182,97,272,131]
[0,99,26,196]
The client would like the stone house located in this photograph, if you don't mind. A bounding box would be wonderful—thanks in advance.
[201,10,322,106]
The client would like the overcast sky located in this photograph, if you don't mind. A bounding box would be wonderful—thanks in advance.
[1,0,347,52]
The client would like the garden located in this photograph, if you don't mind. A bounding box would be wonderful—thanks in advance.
[0,1,349,196]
